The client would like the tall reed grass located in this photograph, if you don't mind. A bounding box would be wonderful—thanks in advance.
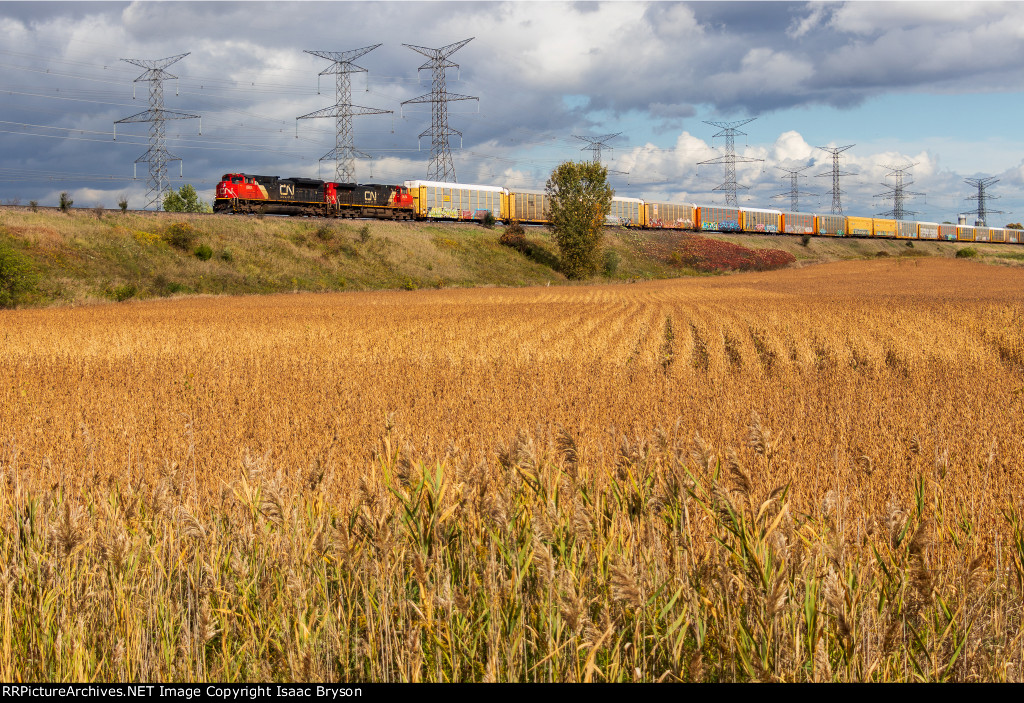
[1,419,1022,682]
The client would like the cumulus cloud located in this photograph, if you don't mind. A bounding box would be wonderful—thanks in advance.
[0,1,1021,221]
[827,1,1008,35]
[787,2,829,38]
[608,124,989,224]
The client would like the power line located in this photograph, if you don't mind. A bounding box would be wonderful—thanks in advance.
[114,53,201,210]
[816,144,855,215]
[699,118,762,206]
[401,38,478,183]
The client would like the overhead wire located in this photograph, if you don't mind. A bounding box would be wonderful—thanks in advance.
[4,37,977,216]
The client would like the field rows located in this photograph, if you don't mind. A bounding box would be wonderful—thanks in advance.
[2,257,1024,680]
[0,258,1021,517]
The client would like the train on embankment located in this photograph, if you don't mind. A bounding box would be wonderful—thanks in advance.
[213,172,1020,244]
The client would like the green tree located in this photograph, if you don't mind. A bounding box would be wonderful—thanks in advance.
[546,161,614,279]
[163,184,213,213]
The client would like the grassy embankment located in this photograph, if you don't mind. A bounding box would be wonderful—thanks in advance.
[0,206,1020,307]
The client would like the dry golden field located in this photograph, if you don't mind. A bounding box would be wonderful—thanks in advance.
[2,257,1024,681]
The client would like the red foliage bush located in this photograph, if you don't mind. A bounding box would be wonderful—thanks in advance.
[671,234,795,273]
[499,222,528,253]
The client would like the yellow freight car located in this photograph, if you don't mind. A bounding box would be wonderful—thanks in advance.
[699,205,742,232]
[846,216,873,237]
[956,225,976,242]
[816,214,846,236]
[645,201,696,230]
[872,218,897,238]
[781,211,815,235]
[895,220,918,239]
[404,180,508,221]
[507,190,551,224]
[605,197,644,227]
[741,207,782,234]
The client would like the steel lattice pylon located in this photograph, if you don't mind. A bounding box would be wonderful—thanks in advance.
[772,165,815,212]
[875,163,922,220]
[297,44,391,183]
[964,176,1003,227]
[816,145,855,215]
[401,38,478,183]
[573,133,629,178]
[114,53,200,210]
[699,119,763,206]
[574,133,621,164]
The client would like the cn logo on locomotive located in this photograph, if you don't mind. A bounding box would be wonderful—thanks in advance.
[279,184,294,197]
[364,191,378,203]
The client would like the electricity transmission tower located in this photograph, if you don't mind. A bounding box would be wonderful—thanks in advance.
[964,176,1003,226]
[699,118,763,206]
[875,163,922,220]
[114,53,200,210]
[401,38,478,183]
[816,145,856,215]
[574,133,621,163]
[772,165,815,211]
[574,133,629,177]
[297,44,391,183]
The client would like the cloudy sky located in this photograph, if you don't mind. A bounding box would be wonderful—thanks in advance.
[2,0,1023,223]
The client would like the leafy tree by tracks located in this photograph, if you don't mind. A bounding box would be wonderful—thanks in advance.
[546,161,614,279]
[163,184,213,213]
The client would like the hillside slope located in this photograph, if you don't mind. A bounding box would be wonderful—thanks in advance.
[0,206,1020,307]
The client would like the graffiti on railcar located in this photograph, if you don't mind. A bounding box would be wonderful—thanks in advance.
[703,220,740,232]
[427,207,462,219]
[650,218,695,229]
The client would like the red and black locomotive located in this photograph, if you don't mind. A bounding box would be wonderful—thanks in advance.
[214,173,415,219]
